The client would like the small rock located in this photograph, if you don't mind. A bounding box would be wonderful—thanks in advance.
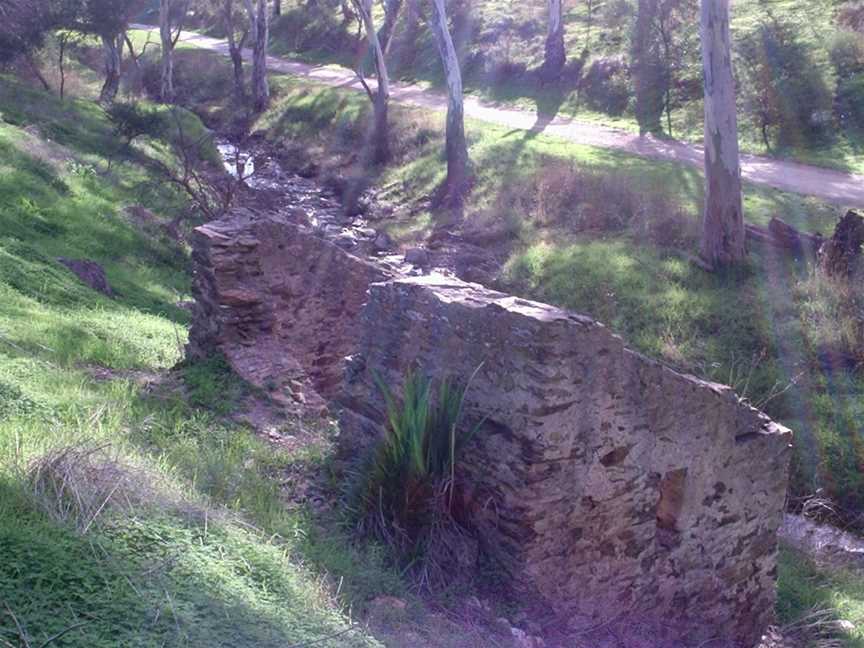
[837,619,856,633]
[357,227,377,239]
[323,224,342,237]
[404,247,430,266]
[374,232,393,252]
[289,208,311,226]
[176,300,196,312]
[57,258,113,296]
[335,232,357,249]
[460,267,493,286]
[494,617,513,634]
[465,595,491,616]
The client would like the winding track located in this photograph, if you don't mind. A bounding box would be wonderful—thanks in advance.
[132,24,864,208]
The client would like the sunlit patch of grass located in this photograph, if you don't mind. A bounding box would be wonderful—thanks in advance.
[0,75,400,646]
[777,547,864,647]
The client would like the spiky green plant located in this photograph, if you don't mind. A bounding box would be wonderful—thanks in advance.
[353,368,483,564]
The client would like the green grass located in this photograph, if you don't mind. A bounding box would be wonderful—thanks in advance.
[778,547,864,646]
[10,34,864,646]
[0,73,395,646]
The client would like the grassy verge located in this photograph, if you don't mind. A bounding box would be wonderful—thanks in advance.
[777,547,864,647]
[0,72,396,645]
[32,34,864,643]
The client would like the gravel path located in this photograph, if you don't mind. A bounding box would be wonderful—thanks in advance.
[134,25,864,208]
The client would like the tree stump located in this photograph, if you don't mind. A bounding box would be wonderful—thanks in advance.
[818,210,864,279]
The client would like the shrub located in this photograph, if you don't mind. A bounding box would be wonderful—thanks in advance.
[352,369,482,575]
[105,101,165,147]
[839,1,864,33]
[829,30,864,79]
[836,73,864,130]
[738,19,833,148]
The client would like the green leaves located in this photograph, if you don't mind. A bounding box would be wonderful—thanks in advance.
[356,368,482,563]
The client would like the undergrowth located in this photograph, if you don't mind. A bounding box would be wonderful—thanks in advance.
[352,369,481,576]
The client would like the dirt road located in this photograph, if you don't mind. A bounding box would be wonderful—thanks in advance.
[134,25,864,208]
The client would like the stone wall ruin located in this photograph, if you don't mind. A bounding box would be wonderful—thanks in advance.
[189,212,792,647]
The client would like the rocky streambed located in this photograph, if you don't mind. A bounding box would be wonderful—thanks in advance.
[214,137,503,285]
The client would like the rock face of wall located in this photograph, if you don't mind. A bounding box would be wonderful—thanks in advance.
[189,214,792,646]
[340,276,792,647]
[188,212,390,409]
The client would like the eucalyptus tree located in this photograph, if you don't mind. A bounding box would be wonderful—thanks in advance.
[243,0,269,110]
[541,0,566,81]
[429,0,470,205]
[79,0,143,102]
[699,0,745,268]
[353,0,391,163]
[220,0,248,99]
[159,0,188,102]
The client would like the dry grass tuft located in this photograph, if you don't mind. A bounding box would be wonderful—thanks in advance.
[27,444,179,533]
[529,159,697,249]
[777,606,849,648]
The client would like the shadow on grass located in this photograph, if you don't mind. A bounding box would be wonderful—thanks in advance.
[0,476,378,648]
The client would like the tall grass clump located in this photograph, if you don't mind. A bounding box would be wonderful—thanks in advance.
[352,369,483,583]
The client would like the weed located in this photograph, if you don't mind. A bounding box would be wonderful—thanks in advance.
[179,353,249,416]
[351,369,482,584]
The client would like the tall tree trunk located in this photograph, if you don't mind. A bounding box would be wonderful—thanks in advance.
[357,0,390,163]
[159,0,175,102]
[25,53,51,93]
[244,0,270,111]
[58,34,69,99]
[379,0,403,54]
[541,0,566,81]
[273,0,281,16]
[633,0,663,135]
[429,0,470,206]
[699,0,745,268]
[224,0,246,99]
[99,34,122,103]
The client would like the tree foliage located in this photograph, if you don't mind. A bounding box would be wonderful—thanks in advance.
[738,17,833,149]
[0,0,81,63]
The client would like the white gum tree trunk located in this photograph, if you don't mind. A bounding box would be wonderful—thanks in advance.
[429,0,470,205]
[699,0,745,268]
[358,0,391,163]
[159,0,175,102]
[542,0,566,80]
[99,34,122,103]
[243,0,270,111]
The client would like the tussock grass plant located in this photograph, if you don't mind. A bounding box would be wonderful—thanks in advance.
[352,369,483,582]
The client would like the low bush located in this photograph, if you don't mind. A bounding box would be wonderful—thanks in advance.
[351,369,482,581]
[836,73,864,130]
[105,101,166,147]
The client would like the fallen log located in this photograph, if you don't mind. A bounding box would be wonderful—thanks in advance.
[745,217,824,257]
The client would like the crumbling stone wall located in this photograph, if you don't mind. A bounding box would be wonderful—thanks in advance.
[188,212,390,408]
[340,276,792,647]
[189,215,792,646]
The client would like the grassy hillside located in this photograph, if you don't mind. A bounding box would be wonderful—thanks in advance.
[0,75,391,647]
[5,28,864,646]
[264,0,864,174]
